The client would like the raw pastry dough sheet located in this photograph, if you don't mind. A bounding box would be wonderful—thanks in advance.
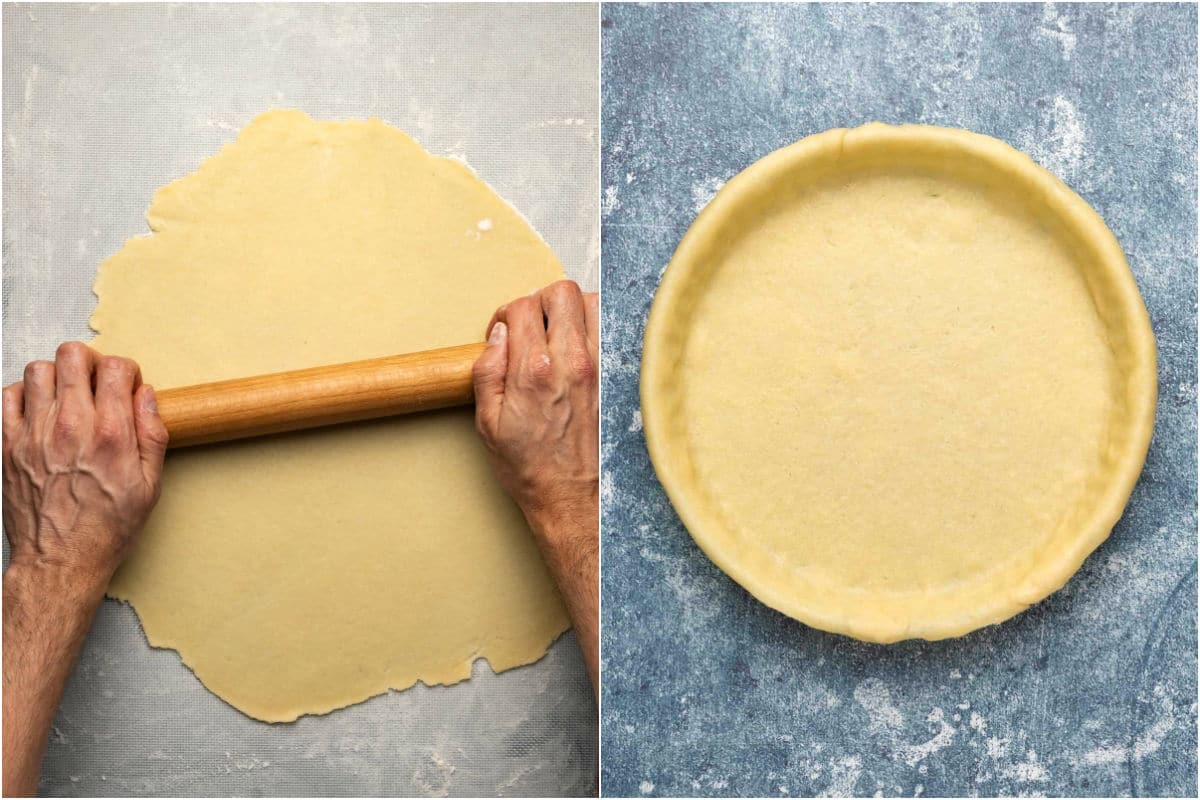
[91,109,571,722]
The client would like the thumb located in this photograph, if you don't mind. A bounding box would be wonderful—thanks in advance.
[472,322,509,433]
[133,384,169,488]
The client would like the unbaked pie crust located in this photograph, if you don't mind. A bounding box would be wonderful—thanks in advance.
[641,123,1156,643]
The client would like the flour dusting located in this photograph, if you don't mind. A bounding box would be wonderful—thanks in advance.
[818,756,863,797]
[986,736,1011,759]
[1038,4,1077,59]
[1025,96,1086,181]
[602,185,621,217]
[691,176,728,213]
[1079,683,1181,766]
[897,708,957,767]
[1000,750,1050,783]
[854,679,905,732]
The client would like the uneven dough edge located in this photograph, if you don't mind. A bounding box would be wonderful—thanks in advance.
[107,592,571,723]
[641,123,1157,643]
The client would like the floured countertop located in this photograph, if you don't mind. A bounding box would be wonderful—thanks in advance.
[2,3,598,796]
[599,3,1196,797]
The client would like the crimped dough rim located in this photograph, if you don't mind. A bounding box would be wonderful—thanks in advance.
[640,123,1157,643]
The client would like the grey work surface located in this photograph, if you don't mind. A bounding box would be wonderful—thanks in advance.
[3,3,598,796]
[600,3,1196,797]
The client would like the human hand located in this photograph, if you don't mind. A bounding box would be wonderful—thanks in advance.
[472,280,599,536]
[3,343,168,589]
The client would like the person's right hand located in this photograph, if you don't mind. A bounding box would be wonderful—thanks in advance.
[472,280,599,535]
[2,343,168,589]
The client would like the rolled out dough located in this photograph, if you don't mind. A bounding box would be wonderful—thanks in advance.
[91,110,570,722]
[642,124,1157,643]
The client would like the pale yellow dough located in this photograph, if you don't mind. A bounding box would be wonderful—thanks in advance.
[92,110,569,721]
[642,124,1157,643]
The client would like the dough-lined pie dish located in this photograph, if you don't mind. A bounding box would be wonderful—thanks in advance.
[641,123,1157,643]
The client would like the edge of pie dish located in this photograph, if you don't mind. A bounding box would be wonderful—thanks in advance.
[640,122,1158,643]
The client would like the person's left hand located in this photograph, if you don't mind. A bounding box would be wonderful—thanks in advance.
[3,343,168,589]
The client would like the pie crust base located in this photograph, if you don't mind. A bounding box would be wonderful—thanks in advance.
[641,123,1157,643]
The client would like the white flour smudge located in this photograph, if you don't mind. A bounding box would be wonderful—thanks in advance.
[1001,750,1050,783]
[1079,683,1180,766]
[819,756,863,797]
[629,410,643,432]
[1025,96,1086,181]
[986,736,1011,759]
[412,749,456,797]
[529,118,588,128]
[638,545,719,623]
[1039,4,1077,60]
[1081,743,1127,766]
[854,682,956,768]
[854,679,905,732]
[602,185,621,217]
[23,64,39,106]
[691,176,728,213]
[639,779,655,794]
[897,708,957,767]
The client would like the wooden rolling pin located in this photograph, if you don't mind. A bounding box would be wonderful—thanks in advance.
[157,342,487,449]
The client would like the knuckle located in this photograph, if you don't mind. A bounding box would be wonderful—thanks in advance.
[100,355,136,377]
[567,348,596,383]
[550,280,581,301]
[527,354,555,384]
[25,360,53,383]
[56,341,87,363]
[53,412,83,441]
[94,417,127,445]
[138,419,170,450]
[98,358,140,391]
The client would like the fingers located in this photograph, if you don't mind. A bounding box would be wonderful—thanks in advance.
[487,283,597,395]
[472,322,509,436]
[54,342,99,420]
[485,303,508,342]
[133,385,169,489]
[94,355,141,416]
[583,292,599,363]
[93,355,141,449]
[22,360,56,420]
[541,280,589,358]
[3,383,24,454]
[502,294,550,383]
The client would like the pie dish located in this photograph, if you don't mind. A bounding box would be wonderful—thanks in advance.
[641,123,1156,643]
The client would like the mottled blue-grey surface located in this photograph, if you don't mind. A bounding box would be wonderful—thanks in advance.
[599,4,1197,797]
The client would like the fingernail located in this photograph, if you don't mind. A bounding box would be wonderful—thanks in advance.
[141,386,158,414]
[489,322,507,346]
